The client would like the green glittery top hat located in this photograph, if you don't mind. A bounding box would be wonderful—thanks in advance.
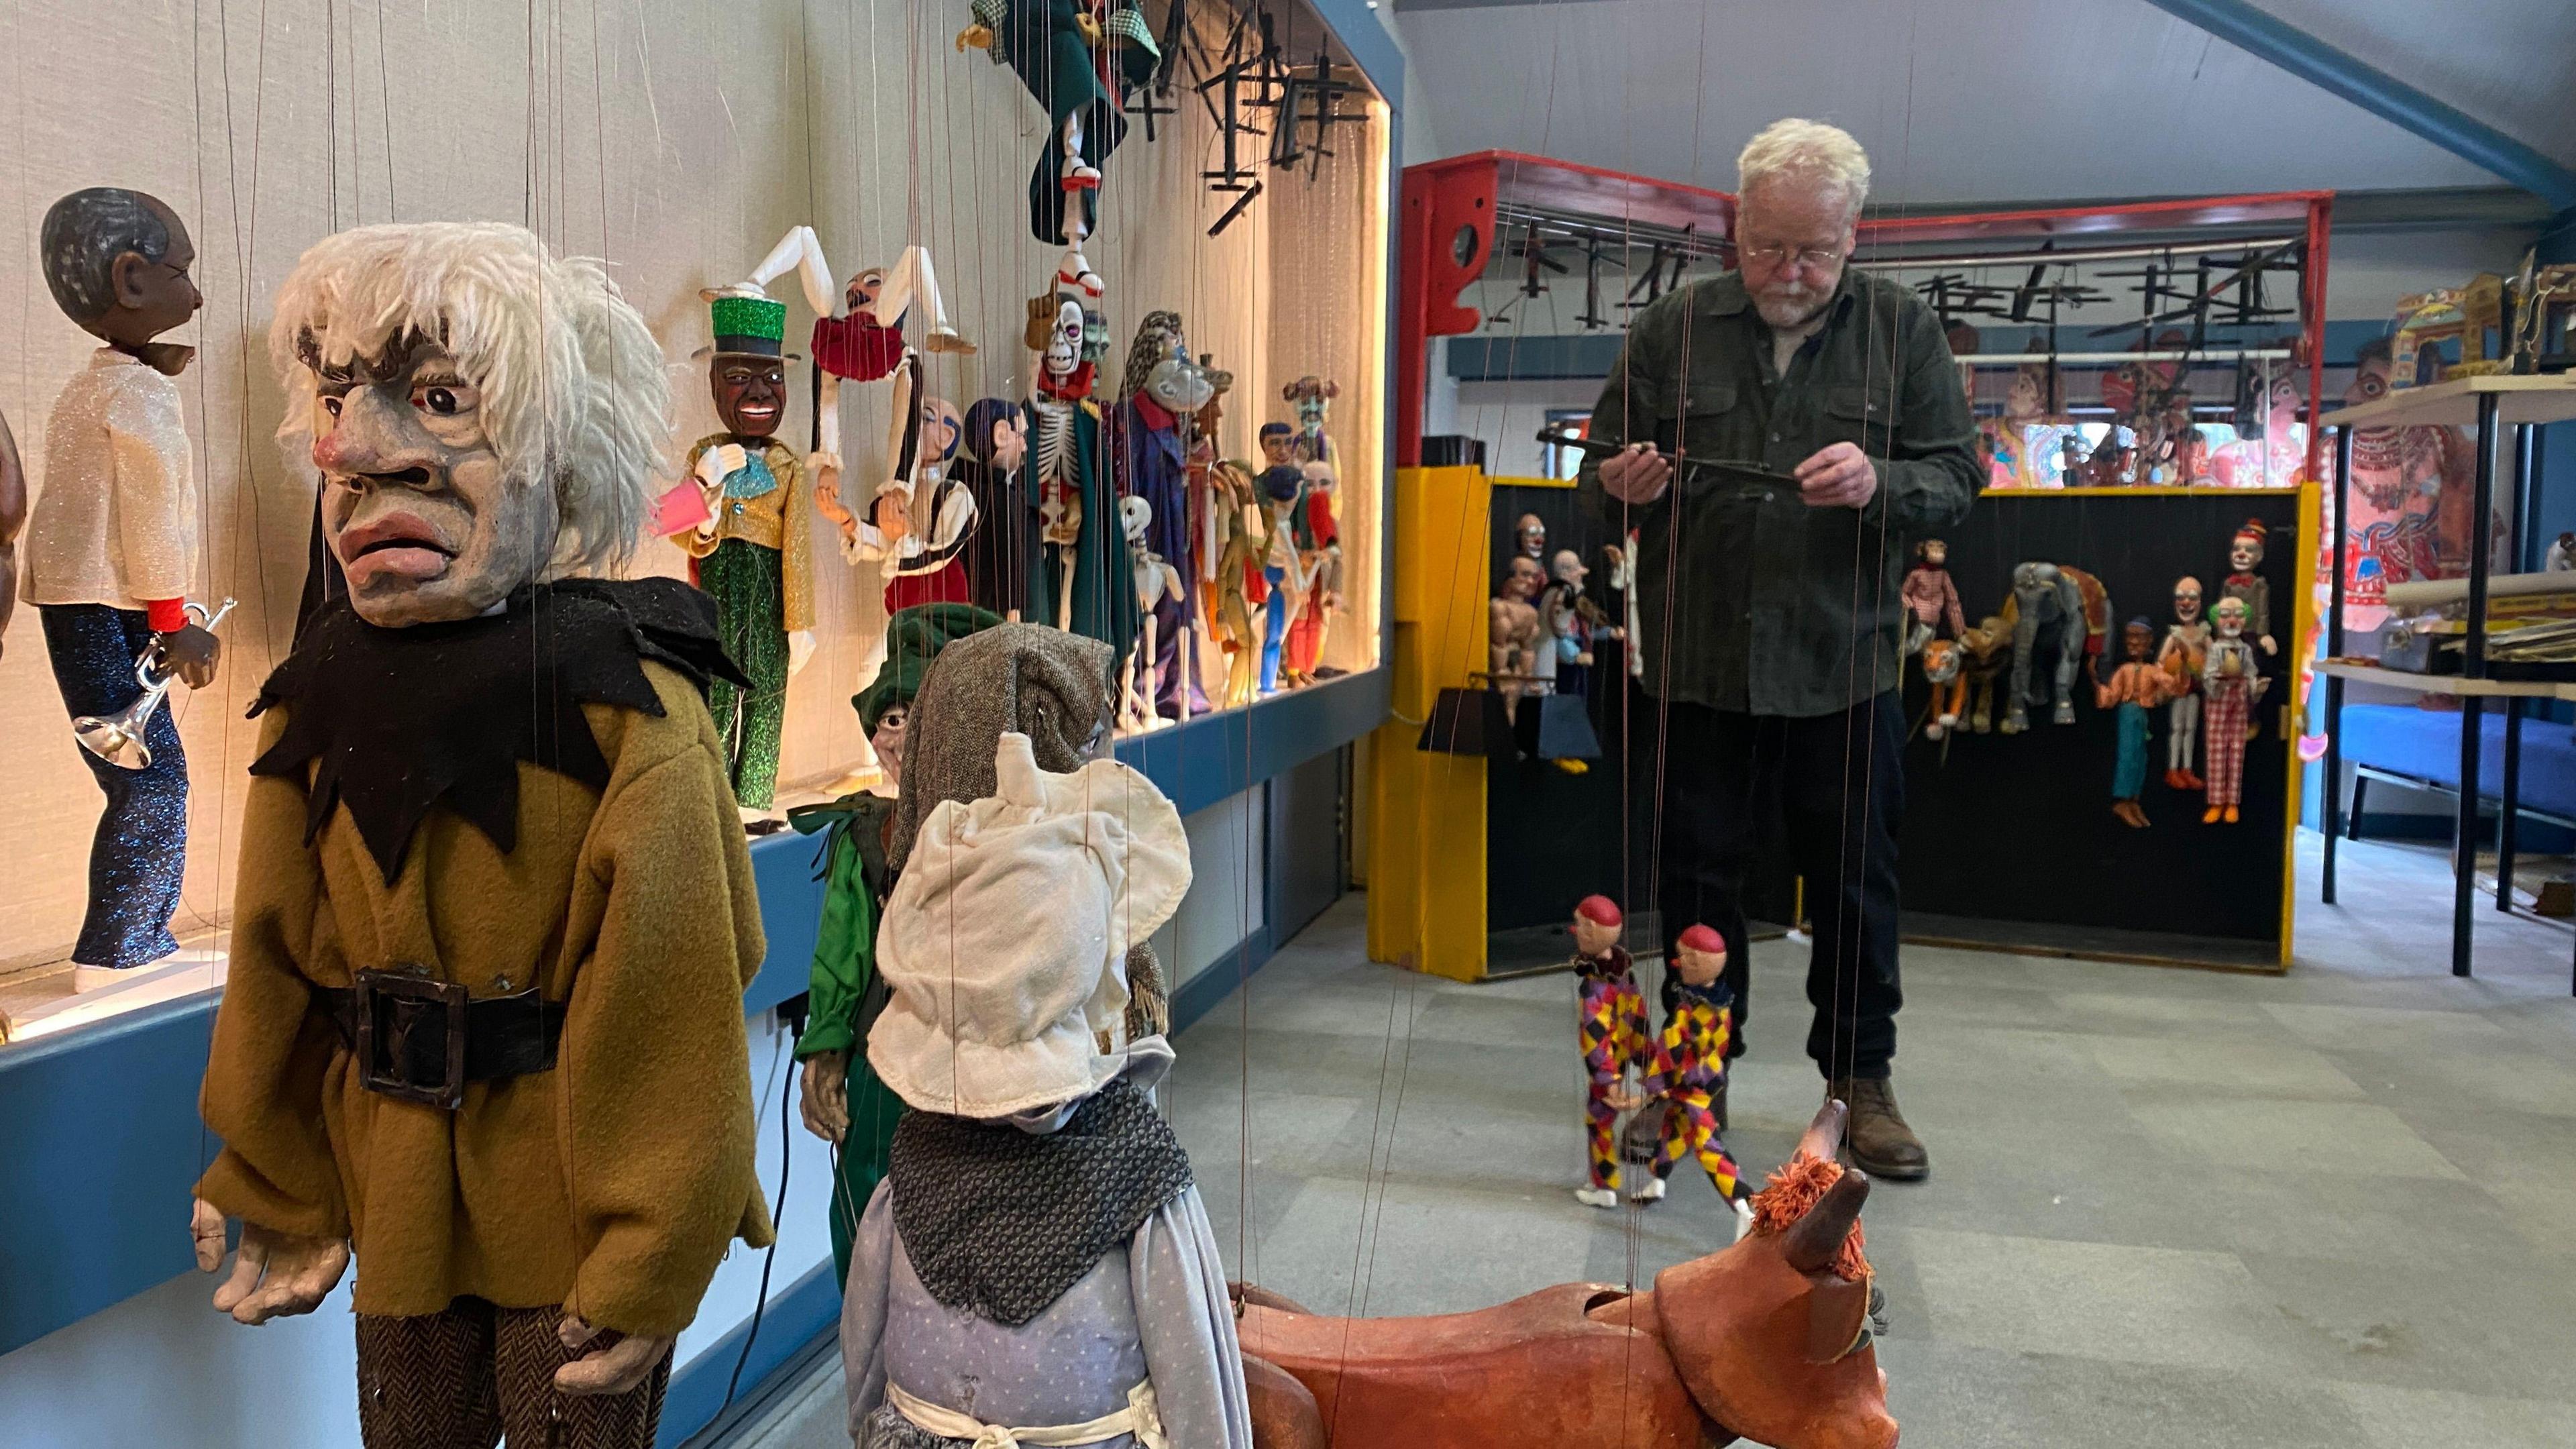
[692,286,800,360]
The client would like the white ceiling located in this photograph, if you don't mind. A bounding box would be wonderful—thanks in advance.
[1391,0,2576,207]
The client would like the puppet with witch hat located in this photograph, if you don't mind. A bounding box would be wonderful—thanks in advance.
[191,221,768,1448]
[661,290,816,820]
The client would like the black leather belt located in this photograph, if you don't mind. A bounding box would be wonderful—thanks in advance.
[317,969,565,1110]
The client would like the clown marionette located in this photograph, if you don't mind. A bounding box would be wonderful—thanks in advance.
[2200,596,2269,825]
[1569,896,1650,1210]
[1622,924,1754,1238]
[191,223,769,1449]
[2220,517,2277,656]
[657,290,818,819]
[2157,576,2211,792]
[957,0,1161,299]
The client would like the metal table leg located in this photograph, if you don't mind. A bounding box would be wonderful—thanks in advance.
[2454,697,2483,977]
[2323,425,2351,905]
[2499,700,2522,912]
[2455,391,2502,978]
[2322,678,2344,904]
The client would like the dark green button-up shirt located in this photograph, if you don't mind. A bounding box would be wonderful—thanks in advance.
[1577,266,1980,717]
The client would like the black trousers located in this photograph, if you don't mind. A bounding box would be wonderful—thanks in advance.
[1652,691,1904,1079]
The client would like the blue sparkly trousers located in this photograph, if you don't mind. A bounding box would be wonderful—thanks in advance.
[40,604,186,969]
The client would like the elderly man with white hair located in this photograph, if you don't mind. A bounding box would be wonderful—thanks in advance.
[1581,118,1978,1181]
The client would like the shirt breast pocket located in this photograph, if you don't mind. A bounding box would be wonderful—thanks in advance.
[1664,380,1741,463]
[1823,386,1894,458]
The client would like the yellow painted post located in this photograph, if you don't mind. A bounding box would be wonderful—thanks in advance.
[1366,466,1494,981]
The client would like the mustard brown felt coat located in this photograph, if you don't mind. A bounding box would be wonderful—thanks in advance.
[195,580,774,1338]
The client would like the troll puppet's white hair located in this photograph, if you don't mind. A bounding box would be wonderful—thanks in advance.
[269,221,672,574]
[1737,118,1873,222]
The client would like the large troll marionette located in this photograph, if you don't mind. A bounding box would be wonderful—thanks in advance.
[191,224,770,1449]
[959,0,1161,298]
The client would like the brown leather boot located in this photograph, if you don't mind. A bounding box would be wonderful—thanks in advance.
[1827,1076,1929,1181]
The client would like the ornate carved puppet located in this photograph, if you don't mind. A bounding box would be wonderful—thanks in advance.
[952,397,1036,620]
[957,1,1161,299]
[842,724,1250,1449]
[1200,455,1269,709]
[1630,924,1752,1236]
[1979,362,2075,489]
[2002,561,2108,732]
[1234,1101,1894,1449]
[2338,339,2469,630]
[788,602,1000,1287]
[2220,517,2276,655]
[2200,596,2267,825]
[666,291,816,817]
[1254,422,1307,694]
[23,189,218,980]
[841,359,980,614]
[1489,553,1547,703]
[2095,619,2176,828]
[1568,896,1648,1211]
[2210,363,2308,490]
[191,223,769,1449]
[1024,294,1139,665]
[2157,577,2211,791]
[1899,537,1964,656]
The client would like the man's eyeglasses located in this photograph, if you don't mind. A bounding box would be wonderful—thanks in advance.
[1741,243,1846,273]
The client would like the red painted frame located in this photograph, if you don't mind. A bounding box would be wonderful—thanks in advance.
[1396,148,2333,480]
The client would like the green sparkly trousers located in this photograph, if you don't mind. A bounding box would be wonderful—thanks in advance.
[701,538,789,809]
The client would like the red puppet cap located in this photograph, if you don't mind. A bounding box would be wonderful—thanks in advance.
[1676,923,1725,956]
[1574,894,1623,928]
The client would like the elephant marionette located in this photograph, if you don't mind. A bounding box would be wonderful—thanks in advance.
[2002,561,2109,732]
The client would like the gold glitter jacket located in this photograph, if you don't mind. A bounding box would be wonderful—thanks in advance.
[680,435,815,634]
[19,349,197,611]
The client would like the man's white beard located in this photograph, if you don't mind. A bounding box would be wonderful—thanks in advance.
[1754,285,1831,331]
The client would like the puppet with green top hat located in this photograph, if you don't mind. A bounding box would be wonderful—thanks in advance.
[661,289,817,822]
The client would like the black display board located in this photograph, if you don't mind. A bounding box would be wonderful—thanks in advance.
[1898,490,2302,963]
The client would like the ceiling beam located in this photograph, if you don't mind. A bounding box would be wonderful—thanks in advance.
[2140,0,2576,213]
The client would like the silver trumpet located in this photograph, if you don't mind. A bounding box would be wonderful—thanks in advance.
[75,597,237,770]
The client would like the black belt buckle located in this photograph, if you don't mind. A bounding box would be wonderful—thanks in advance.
[353,968,470,1110]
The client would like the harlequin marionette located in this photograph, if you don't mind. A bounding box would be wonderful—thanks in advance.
[1628,924,1753,1238]
[1025,293,1139,663]
[192,223,768,1448]
[957,1,1161,299]
[2095,618,2176,828]
[23,189,219,981]
[1900,537,1964,656]
[2201,596,2268,825]
[843,729,1250,1448]
[1254,421,1307,693]
[788,602,999,1287]
[2157,577,2211,790]
[2222,517,2277,655]
[839,360,980,613]
[952,398,1036,619]
[1569,896,1650,1210]
[663,290,817,820]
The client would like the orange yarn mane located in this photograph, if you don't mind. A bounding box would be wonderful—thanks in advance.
[1750,1152,1870,1281]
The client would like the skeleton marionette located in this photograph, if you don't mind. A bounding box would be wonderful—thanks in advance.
[2200,596,2269,824]
[957,0,1161,299]
[842,721,1250,1449]
[661,291,816,820]
[2221,518,2277,655]
[22,189,223,985]
[193,223,769,1449]
[2157,577,2212,791]
[1120,494,1189,729]
[1024,294,1140,663]
[838,354,980,614]
[1110,313,1216,716]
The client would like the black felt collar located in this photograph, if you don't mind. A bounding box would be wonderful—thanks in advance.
[250,577,747,883]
